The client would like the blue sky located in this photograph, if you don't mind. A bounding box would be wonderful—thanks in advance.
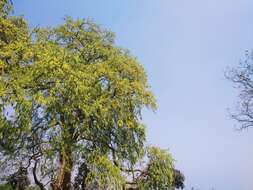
[13,0,253,189]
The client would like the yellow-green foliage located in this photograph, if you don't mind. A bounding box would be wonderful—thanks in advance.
[86,154,124,189]
[138,147,174,190]
[0,1,178,189]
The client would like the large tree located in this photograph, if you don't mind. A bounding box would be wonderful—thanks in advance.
[0,1,184,189]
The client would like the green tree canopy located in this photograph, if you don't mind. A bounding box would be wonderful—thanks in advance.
[0,1,184,189]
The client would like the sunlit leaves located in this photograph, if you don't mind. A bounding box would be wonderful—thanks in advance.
[86,154,124,190]
[137,147,174,190]
[0,4,181,188]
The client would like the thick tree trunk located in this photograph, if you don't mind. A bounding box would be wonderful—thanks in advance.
[62,166,72,190]
[51,114,74,190]
[52,153,73,190]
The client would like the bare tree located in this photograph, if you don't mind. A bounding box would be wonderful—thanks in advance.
[226,50,253,129]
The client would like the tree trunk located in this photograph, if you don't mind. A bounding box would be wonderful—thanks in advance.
[52,114,74,190]
[52,152,73,190]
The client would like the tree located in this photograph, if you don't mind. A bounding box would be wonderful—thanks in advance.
[134,147,176,190]
[0,1,185,189]
[226,50,253,129]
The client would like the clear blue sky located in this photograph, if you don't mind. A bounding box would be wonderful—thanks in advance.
[13,0,253,189]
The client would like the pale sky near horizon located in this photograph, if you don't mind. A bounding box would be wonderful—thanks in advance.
[13,1,253,189]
